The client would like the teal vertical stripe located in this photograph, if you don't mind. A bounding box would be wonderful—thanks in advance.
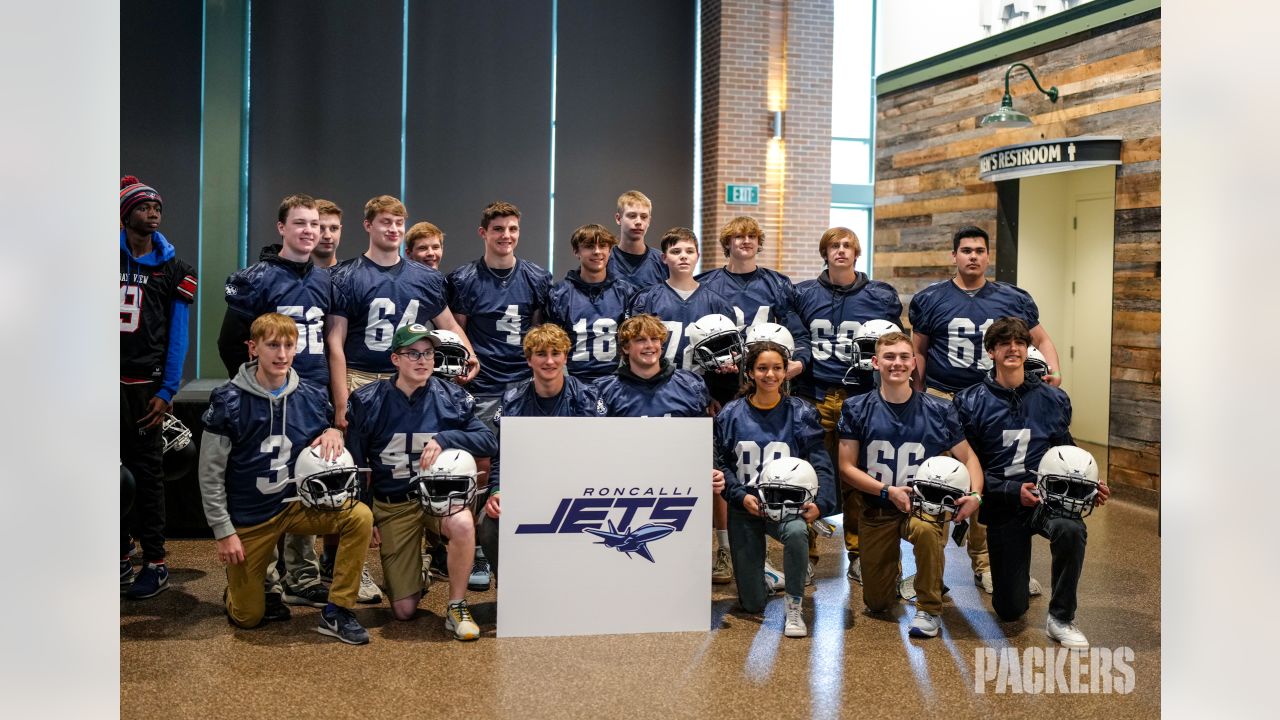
[400,0,409,203]
[238,0,252,268]
[547,0,558,274]
[867,0,878,277]
[195,0,208,376]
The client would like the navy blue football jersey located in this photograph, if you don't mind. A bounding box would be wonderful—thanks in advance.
[626,283,735,371]
[489,375,598,491]
[837,389,966,510]
[202,373,334,528]
[694,266,799,330]
[345,375,498,498]
[608,246,668,288]
[908,279,1040,393]
[592,362,709,418]
[953,375,1072,523]
[792,271,903,398]
[447,258,553,397]
[225,259,332,387]
[713,396,837,517]
[331,256,449,374]
[546,270,637,382]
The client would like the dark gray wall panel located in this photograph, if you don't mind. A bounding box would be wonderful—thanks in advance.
[552,0,696,277]
[248,0,404,262]
[405,0,554,273]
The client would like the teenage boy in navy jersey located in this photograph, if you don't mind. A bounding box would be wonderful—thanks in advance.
[608,190,667,288]
[344,323,498,640]
[953,317,1108,648]
[791,227,903,584]
[837,331,982,638]
[909,225,1060,593]
[546,224,637,382]
[312,199,343,269]
[405,221,444,270]
[119,175,198,599]
[198,313,373,644]
[447,200,553,432]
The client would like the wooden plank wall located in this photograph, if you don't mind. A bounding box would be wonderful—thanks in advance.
[874,15,1161,497]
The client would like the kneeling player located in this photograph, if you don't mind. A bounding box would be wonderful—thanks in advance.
[199,313,374,644]
[345,324,497,640]
[953,317,1109,648]
[837,331,982,638]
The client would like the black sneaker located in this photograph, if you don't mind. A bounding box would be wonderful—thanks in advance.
[316,605,370,645]
[120,559,135,591]
[319,552,335,584]
[282,582,329,608]
[264,592,292,622]
[126,562,169,599]
[429,547,450,581]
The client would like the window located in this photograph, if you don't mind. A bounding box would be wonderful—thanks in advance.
[831,0,876,274]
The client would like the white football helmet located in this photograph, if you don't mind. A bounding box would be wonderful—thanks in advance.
[429,329,471,378]
[161,413,192,454]
[1025,345,1050,380]
[686,313,746,372]
[909,456,970,523]
[294,446,361,511]
[851,319,903,372]
[755,457,819,523]
[744,322,794,360]
[1035,445,1100,519]
[414,449,478,517]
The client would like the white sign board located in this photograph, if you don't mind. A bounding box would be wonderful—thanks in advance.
[496,417,712,637]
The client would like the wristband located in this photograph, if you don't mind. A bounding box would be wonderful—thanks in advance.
[969,491,982,506]
[880,484,890,500]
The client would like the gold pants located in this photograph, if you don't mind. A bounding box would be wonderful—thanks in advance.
[860,504,947,614]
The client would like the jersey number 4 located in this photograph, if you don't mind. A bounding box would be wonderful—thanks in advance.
[380,432,438,479]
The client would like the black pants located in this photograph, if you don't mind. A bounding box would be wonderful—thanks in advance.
[121,382,166,562]
[986,509,1087,623]
[477,513,499,580]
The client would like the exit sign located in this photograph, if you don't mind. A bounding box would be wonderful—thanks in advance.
[725,184,759,205]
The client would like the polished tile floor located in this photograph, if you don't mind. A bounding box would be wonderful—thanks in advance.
[121,491,1159,719]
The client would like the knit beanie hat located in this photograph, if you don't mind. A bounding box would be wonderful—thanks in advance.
[120,175,163,224]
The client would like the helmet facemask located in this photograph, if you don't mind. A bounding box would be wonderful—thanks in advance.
[415,473,477,517]
[161,413,192,454]
[691,330,745,373]
[1036,473,1099,519]
[298,467,361,511]
[909,480,965,524]
[756,483,814,523]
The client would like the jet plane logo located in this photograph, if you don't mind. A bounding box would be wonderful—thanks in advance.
[582,520,675,563]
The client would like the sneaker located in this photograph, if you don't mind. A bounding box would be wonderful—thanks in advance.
[319,552,335,583]
[126,562,169,599]
[357,565,382,604]
[805,561,815,586]
[263,592,292,623]
[429,548,450,581]
[899,574,916,601]
[847,557,862,584]
[711,546,733,585]
[975,571,994,594]
[316,605,370,645]
[468,548,491,592]
[783,595,807,638]
[909,609,941,638]
[445,600,480,641]
[282,582,329,608]
[1046,614,1089,648]
[120,559,135,590]
[764,561,786,593]
[1029,577,1044,596]
[421,551,433,593]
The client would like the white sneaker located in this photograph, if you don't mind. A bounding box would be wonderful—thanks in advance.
[1029,577,1044,596]
[712,546,733,584]
[805,561,815,586]
[764,561,786,593]
[783,595,807,638]
[909,609,941,638]
[975,571,994,594]
[445,600,480,641]
[847,557,862,584]
[1046,614,1089,648]
[421,551,432,593]
[898,573,916,600]
[357,564,382,604]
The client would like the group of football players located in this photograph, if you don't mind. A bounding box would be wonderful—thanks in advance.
[120,179,1108,647]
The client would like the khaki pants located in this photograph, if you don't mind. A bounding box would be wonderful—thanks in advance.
[811,388,861,560]
[264,532,322,595]
[225,500,372,628]
[860,504,947,615]
[347,367,392,392]
[372,499,444,603]
[924,386,989,575]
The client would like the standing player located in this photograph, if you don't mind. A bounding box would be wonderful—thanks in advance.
[313,199,343,269]
[446,201,553,431]
[119,175,198,599]
[837,331,983,638]
[405,221,444,270]
[217,193,333,609]
[715,342,836,637]
[792,227,903,584]
[546,224,637,382]
[478,324,599,584]
[608,190,667,288]
[953,317,1107,647]
[909,225,1060,593]
[198,313,374,643]
[344,324,498,639]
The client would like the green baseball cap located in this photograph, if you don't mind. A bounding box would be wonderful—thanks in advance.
[391,323,440,351]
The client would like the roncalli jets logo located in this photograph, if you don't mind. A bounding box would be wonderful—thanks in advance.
[514,485,697,564]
